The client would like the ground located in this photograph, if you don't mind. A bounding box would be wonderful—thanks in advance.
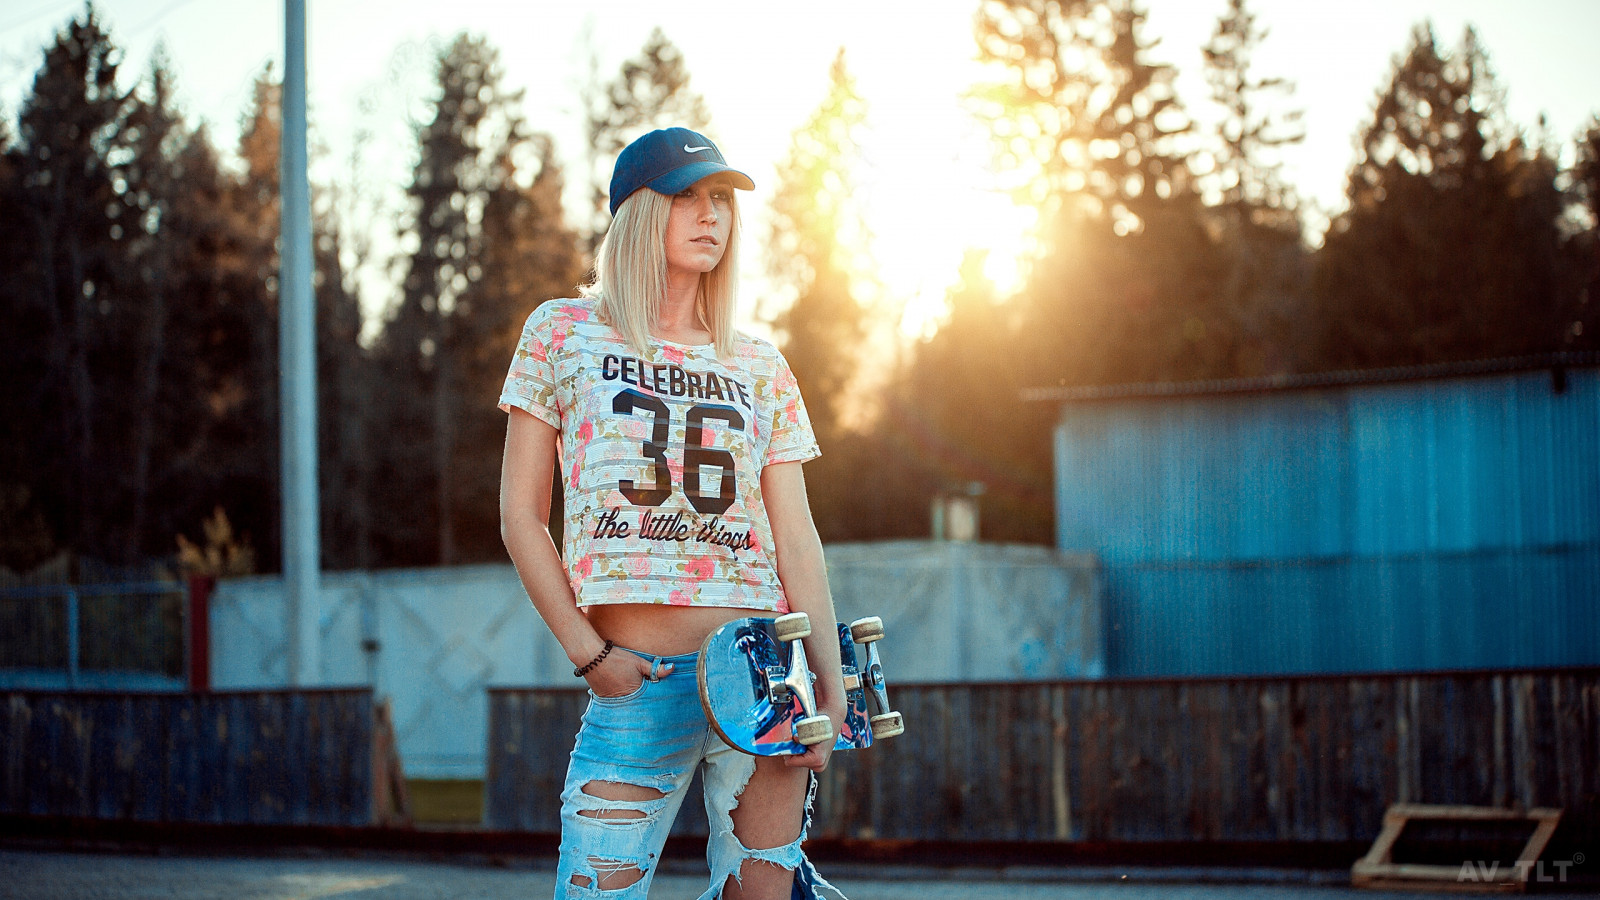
[4,849,1597,899]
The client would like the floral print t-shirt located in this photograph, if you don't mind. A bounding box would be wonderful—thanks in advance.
[499,298,820,612]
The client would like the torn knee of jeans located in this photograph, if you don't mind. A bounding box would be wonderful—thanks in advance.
[572,857,648,891]
[711,831,808,896]
[740,834,808,871]
[576,779,671,822]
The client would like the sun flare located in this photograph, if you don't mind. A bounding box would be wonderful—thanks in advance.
[873,179,1036,340]
[844,60,1038,341]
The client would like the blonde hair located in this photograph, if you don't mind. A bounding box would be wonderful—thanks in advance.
[582,186,741,358]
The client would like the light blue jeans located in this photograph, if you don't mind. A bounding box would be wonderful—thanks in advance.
[556,648,845,900]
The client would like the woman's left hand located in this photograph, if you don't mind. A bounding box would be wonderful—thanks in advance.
[784,701,848,773]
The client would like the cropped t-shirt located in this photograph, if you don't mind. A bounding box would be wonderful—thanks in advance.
[498,298,820,611]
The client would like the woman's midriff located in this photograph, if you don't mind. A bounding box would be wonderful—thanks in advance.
[584,603,770,656]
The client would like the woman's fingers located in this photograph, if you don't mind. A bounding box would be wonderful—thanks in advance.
[783,737,833,773]
[587,653,673,697]
[587,654,643,697]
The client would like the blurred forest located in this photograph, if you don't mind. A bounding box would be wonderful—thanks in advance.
[2,0,1597,575]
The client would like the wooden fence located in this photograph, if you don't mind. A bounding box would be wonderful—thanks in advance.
[487,669,1600,848]
[1,689,407,827]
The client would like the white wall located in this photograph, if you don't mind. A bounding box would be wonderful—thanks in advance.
[824,541,1104,682]
[211,564,562,778]
[210,543,1102,778]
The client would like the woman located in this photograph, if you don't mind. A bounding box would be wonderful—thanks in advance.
[499,126,848,900]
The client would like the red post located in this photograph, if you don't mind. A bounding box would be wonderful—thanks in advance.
[187,575,215,692]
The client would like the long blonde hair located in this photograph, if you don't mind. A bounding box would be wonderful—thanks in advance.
[582,186,741,358]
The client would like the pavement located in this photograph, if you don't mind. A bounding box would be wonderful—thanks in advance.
[4,849,1598,900]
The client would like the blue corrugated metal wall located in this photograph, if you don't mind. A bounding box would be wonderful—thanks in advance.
[1053,367,1600,676]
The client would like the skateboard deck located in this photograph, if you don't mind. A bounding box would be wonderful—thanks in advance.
[697,613,901,757]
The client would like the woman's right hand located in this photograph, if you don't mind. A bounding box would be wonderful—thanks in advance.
[585,649,671,698]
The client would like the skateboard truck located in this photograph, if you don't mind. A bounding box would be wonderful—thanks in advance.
[848,617,905,740]
[773,613,835,747]
[697,611,903,756]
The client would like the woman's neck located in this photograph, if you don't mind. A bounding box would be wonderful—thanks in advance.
[656,270,710,344]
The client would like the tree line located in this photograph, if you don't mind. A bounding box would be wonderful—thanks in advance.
[794,0,1600,544]
[2,1,1596,575]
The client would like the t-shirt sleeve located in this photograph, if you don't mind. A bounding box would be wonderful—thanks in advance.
[498,308,562,429]
[764,349,821,466]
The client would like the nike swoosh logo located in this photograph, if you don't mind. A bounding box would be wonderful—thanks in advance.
[683,144,713,153]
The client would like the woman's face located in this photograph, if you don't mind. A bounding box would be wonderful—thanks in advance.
[663,176,734,278]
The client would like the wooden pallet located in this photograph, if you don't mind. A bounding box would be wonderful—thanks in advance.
[1352,804,1563,893]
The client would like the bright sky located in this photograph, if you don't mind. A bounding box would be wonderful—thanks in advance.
[2,0,1597,337]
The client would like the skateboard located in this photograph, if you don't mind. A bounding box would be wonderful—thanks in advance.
[697,612,904,757]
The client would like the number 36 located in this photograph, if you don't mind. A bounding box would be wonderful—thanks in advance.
[613,388,744,515]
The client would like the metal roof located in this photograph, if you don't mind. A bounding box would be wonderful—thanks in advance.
[1022,352,1600,403]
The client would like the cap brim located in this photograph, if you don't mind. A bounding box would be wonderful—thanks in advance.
[646,161,755,196]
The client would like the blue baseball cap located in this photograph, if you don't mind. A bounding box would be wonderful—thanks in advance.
[608,127,754,216]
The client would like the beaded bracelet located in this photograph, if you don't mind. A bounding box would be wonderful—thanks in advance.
[574,639,614,678]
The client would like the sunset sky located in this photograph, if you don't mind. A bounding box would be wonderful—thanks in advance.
[3,0,1596,335]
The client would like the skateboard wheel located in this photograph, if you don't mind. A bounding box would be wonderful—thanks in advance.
[869,712,904,740]
[849,616,884,644]
[794,715,834,746]
[774,612,811,642]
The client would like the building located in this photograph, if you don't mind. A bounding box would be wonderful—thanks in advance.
[1033,356,1600,677]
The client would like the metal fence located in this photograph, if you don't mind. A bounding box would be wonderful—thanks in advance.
[0,581,186,690]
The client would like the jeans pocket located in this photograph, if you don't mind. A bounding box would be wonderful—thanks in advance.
[589,677,650,706]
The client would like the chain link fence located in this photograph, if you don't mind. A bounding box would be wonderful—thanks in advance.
[0,580,186,690]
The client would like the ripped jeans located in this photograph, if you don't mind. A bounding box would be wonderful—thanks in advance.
[556,648,845,900]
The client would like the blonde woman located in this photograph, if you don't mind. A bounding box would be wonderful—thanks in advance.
[500,127,847,900]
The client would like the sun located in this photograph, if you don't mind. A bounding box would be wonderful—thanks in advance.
[874,179,1035,340]
[729,23,1040,348]
[854,129,1036,340]
[843,50,1037,340]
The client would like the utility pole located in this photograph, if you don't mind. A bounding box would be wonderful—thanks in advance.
[280,0,320,685]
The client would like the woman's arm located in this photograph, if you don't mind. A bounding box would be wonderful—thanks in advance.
[500,408,653,696]
[761,459,847,772]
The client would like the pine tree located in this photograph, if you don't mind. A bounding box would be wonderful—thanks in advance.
[4,7,132,559]
[974,0,1191,229]
[974,0,1224,388]
[1200,0,1307,376]
[1558,116,1600,352]
[892,251,1055,542]
[0,11,279,566]
[457,132,583,558]
[378,34,581,565]
[215,68,288,569]
[766,50,871,448]
[762,50,877,541]
[84,49,275,564]
[581,28,712,247]
[1576,117,1600,227]
[113,54,219,558]
[1310,25,1570,369]
[1201,0,1302,220]
[0,107,59,570]
[314,192,375,572]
